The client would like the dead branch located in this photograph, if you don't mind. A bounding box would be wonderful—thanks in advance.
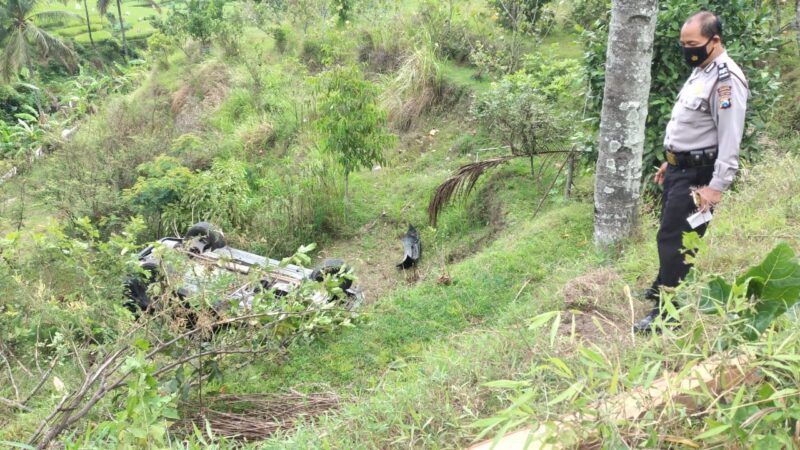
[1,396,32,412]
[428,155,517,226]
[172,391,341,441]
[28,307,354,449]
[0,349,20,402]
[428,148,575,226]
[23,356,59,406]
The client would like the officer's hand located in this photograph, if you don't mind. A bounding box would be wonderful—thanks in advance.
[697,186,722,212]
[654,162,668,185]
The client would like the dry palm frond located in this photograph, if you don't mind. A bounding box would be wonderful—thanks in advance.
[172,391,340,441]
[428,155,517,226]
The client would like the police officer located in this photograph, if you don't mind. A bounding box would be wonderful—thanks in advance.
[634,11,749,333]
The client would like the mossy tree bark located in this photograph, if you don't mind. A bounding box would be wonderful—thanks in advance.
[593,0,658,247]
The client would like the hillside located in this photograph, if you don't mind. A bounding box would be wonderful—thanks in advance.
[1,0,800,448]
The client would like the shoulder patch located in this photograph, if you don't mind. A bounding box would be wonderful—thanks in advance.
[717,63,731,82]
[718,85,732,109]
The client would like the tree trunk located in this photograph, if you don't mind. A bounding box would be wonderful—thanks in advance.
[796,0,800,53]
[343,172,350,218]
[83,0,95,48]
[593,0,659,247]
[564,152,575,200]
[26,58,43,121]
[116,0,128,60]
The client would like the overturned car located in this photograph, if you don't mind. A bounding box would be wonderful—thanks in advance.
[123,222,362,317]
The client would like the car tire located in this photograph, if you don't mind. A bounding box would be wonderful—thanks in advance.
[185,222,226,251]
[311,259,353,291]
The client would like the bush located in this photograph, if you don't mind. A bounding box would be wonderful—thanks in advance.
[489,0,554,33]
[471,72,569,172]
[271,25,291,53]
[416,0,501,64]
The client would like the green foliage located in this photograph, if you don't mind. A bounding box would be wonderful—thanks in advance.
[581,0,780,182]
[0,218,143,356]
[124,155,195,229]
[68,352,179,449]
[478,238,800,448]
[154,0,235,49]
[567,0,609,32]
[418,0,497,64]
[271,25,291,54]
[128,157,253,234]
[333,0,352,25]
[693,242,800,342]
[0,0,78,82]
[316,65,395,198]
[146,31,177,66]
[471,72,568,162]
[520,52,584,108]
[489,0,554,32]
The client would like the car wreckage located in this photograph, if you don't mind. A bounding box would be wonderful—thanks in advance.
[123,222,362,317]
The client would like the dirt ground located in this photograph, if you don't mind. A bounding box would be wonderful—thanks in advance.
[314,218,434,304]
[558,268,653,345]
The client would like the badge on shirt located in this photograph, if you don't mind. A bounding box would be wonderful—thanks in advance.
[718,85,732,109]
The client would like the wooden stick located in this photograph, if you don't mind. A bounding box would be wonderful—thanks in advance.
[469,354,758,450]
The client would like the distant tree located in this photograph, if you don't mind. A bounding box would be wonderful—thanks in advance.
[0,0,79,115]
[593,0,658,247]
[316,65,395,204]
[98,0,159,59]
[333,0,351,24]
[97,0,128,59]
[80,0,95,47]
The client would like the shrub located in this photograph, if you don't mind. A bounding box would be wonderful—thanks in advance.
[471,72,569,172]
[271,25,291,53]
[489,0,555,32]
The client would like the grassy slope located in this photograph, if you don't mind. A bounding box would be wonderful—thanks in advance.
[1,3,797,446]
[253,46,800,450]
[279,152,800,450]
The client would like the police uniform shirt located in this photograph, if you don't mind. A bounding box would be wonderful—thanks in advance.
[664,51,749,192]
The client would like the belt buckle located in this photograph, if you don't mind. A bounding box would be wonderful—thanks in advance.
[666,151,679,166]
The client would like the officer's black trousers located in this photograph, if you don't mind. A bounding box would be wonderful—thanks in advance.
[649,163,715,300]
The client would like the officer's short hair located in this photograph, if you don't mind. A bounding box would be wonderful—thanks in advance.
[686,11,723,40]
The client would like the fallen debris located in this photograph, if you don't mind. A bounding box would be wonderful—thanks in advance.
[397,224,421,269]
[172,391,340,441]
[469,354,759,450]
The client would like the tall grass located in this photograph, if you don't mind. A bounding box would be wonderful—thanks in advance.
[382,44,445,132]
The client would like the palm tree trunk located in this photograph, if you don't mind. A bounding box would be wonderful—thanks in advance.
[343,172,349,218]
[593,0,658,247]
[796,0,800,54]
[83,0,95,48]
[116,0,128,60]
[26,58,43,120]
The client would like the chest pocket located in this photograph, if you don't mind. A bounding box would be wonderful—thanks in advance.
[676,95,710,123]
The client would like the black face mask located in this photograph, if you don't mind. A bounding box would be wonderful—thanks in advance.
[682,36,715,68]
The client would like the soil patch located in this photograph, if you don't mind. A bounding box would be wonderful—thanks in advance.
[558,269,650,343]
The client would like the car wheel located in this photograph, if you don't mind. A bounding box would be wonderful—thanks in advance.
[185,222,226,251]
[311,259,353,291]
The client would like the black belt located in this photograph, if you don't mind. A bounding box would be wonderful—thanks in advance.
[665,148,717,168]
